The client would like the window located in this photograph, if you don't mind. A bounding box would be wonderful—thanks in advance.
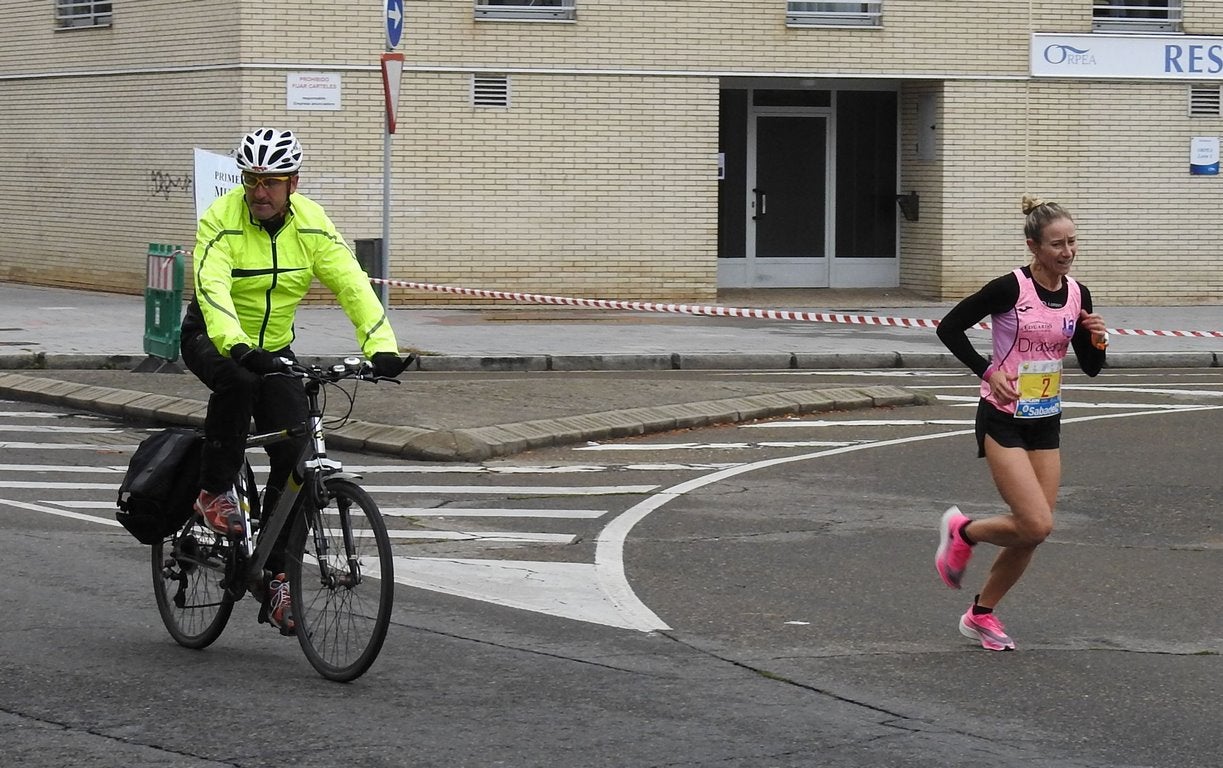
[55,0,112,29]
[787,2,882,28]
[475,0,576,22]
[1092,1,1182,33]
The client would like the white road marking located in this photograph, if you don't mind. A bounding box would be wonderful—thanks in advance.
[935,394,1205,410]
[28,489,618,515]
[391,557,657,632]
[0,481,116,489]
[743,419,973,427]
[1066,385,1223,397]
[396,531,574,543]
[1059,402,1201,410]
[934,398,1203,410]
[0,464,125,474]
[0,425,120,434]
[577,441,858,451]
[733,370,965,378]
[346,464,605,474]
[756,441,872,448]
[0,498,122,527]
[0,411,104,419]
[364,484,657,495]
[248,461,733,474]
[350,530,577,544]
[0,442,135,451]
[381,507,607,519]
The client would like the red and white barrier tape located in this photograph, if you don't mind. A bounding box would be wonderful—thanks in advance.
[171,244,1223,337]
[372,277,962,328]
[366,277,1223,339]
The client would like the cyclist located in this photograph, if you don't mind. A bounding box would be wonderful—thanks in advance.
[180,127,409,633]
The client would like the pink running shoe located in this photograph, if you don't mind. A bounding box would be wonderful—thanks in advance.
[935,506,973,589]
[959,607,1016,651]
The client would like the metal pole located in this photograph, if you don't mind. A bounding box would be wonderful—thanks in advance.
[381,107,391,307]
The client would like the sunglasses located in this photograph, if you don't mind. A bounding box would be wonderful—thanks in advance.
[241,173,294,190]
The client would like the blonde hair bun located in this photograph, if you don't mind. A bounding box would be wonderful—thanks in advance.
[1021,193,1047,215]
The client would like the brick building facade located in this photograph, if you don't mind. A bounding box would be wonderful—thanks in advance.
[1,1,1221,304]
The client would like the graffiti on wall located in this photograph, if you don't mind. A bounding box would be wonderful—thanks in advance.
[149,170,194,201]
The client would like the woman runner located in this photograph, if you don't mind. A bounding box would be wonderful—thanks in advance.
[934,194,1108,651]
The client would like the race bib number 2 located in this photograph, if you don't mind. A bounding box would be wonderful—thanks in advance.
[1015,359,1062,419]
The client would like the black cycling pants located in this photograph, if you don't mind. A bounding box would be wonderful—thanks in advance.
[180,328,309,499]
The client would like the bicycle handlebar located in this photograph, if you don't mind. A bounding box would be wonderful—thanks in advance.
[276,356,404,385]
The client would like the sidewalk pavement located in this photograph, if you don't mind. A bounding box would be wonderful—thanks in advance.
[2,282,1221,460]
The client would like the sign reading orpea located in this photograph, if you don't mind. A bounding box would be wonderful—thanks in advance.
[1032,33,1223,79]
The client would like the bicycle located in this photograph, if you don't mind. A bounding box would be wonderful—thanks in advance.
[151,357,398,682]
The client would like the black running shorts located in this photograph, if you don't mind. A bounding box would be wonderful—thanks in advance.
[974,399,1061,458]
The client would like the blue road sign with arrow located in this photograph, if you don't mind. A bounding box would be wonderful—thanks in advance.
[386,0,404,49]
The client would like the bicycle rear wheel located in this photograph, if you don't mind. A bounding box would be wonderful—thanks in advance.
[152,515,236,649]
[286,478,394,682]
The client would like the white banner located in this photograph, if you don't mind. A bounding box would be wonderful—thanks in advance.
[193,148,240,221]
[1032,33,1223,79]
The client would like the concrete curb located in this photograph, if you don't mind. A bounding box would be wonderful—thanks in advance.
[1,351,1220,372]
[0,372,931,462]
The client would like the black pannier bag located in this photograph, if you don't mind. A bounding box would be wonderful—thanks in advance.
[115,428,204,545]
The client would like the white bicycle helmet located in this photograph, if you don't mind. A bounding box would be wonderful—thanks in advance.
[235,128,303,173]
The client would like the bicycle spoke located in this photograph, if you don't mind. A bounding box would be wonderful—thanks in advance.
[152,516,235,649]
[288,479,394,682]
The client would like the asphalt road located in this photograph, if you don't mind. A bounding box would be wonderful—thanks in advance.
[0,367,1219,767]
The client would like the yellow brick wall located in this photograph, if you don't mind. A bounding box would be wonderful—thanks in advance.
[388,71,719,303]
[898,81,945,297]
[0,0,242,71]
[410,1,1037,75]
[933,79,1223,305]
[0,72,243,292]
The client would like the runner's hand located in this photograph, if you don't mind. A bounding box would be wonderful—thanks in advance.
[987,368,1019,405]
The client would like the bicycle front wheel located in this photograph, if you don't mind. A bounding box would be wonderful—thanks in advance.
[152,516,236,649]
[287,478,394,682]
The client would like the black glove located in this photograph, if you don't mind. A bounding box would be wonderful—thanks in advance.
[231,344,285,376]
[370,352,409,379]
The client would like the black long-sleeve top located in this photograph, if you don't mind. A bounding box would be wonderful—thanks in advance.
[936,266,1106,380]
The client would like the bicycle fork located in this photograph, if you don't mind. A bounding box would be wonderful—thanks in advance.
[303,474,363,590]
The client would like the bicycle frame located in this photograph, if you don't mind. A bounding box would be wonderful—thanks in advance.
[232,371,363,597]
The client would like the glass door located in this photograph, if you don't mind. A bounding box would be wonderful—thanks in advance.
[748,111,829,287]
[717,86,898,289]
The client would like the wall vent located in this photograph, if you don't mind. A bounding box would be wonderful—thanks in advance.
[473,74,510,108]
[1190,86,1221,117]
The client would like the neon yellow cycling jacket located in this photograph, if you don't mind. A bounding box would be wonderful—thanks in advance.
[193,187,398,358]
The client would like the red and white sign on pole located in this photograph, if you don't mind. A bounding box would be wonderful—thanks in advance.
[381,53,405,134]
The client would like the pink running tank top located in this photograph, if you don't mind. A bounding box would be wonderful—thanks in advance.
[980,268,1082,418]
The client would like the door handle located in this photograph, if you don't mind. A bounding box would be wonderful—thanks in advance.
[752,188,767,220]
